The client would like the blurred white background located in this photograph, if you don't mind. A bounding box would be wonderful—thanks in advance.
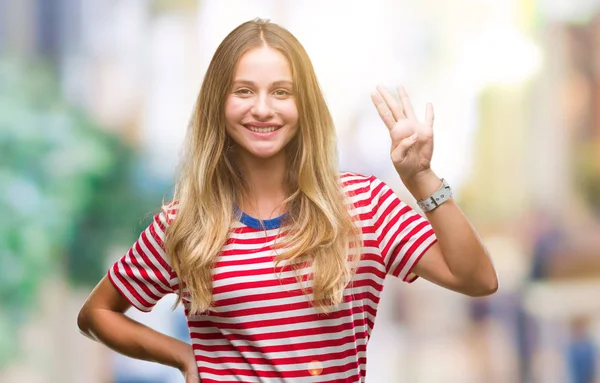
[2,0,600,382]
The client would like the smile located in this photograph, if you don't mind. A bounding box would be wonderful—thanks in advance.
[244,125,282,133]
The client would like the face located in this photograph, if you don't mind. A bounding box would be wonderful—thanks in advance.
[225,46,299,163]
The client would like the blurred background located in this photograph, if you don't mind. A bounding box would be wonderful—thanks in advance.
[1,0,600,382]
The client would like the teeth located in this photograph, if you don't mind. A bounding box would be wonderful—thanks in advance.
[247,126,279,133]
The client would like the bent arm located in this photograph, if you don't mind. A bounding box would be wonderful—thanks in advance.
[406,170,498,296]
[77,276,195,372]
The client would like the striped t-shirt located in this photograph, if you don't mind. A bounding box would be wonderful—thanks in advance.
[108,172,437,382]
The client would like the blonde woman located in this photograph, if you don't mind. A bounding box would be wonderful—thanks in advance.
[77,18,498,383]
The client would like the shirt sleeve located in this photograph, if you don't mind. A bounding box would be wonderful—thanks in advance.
[108,206,179,312]
[369,176,438,283]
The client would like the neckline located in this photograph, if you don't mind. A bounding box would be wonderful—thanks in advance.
[235,207,286,230]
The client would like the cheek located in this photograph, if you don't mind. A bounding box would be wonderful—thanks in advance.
[281,101,299,124]
[225,98,247,122]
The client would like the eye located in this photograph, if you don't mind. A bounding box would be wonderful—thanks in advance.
[233,88,252,95]
[273,89,291,97]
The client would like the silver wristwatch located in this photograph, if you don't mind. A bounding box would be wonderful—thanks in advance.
[416,178,452,212]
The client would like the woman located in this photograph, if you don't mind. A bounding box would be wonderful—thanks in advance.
[77,18,498,382]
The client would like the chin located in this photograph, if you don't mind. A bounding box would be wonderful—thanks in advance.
[243,144,286,159]
[250,150,283,159]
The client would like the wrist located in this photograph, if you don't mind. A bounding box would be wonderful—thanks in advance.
[401,169,441,200]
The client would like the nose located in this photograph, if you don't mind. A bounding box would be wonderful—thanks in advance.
[251,94,274,120]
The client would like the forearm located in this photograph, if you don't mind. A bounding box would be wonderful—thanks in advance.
[404,170,497,289]
[79,308,194,371]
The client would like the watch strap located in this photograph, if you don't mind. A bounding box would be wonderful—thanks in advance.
[417,178,452,212]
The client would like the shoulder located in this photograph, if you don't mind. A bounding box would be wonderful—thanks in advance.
[159,201,179,226]
[339,171,385,194]
[339,172,382,209]
[339,171,376,186]
[339,172,403,211]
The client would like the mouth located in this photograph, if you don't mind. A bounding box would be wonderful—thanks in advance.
[243,125,283,133]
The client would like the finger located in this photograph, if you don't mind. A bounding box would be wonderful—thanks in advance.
[370,91,396,131]
[397,86,417,121]
[391,132,419,161]
[425,102,434,128]
[376,85,405,121]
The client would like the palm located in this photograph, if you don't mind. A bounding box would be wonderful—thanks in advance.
[371,85,435,180]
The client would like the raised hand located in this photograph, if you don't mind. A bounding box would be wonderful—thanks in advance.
[370,85,435,183]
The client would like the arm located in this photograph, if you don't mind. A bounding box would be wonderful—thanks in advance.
[371,85,498,297]
[404,170,498,296]
[77,276,198,380]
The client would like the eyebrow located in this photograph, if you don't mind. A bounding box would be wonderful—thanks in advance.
[232,79,293,87]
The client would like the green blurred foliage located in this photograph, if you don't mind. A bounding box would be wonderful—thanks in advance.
[0,59,162,366]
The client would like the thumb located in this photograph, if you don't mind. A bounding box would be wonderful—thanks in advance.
[391,133,418,161]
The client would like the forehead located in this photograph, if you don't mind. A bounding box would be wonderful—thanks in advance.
[233,46,292,80]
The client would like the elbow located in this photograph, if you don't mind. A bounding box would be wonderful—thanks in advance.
[77,307,93,338]
[466,274,499,297]
[469,284,498,298]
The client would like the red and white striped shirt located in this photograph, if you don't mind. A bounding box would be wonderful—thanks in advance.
[108,172,437,382]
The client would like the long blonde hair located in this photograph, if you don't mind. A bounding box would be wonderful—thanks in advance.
[165,18,362,314]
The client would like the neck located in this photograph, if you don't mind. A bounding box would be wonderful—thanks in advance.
[235,151,288,220]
